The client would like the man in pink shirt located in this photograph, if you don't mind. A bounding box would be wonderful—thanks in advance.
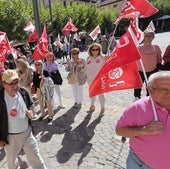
[116,71,170,169]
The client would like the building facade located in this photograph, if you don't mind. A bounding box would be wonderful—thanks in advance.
[97,0,124,10]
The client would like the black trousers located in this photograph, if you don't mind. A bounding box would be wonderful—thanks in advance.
[134,69,158,98]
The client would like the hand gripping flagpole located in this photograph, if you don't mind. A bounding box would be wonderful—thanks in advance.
[139,59,158,121]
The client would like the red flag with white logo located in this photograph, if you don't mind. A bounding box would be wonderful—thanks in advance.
[115,0,158,24]
[0,31,11,62]
[89,25,101,41]
[62,19,78,36]
[89,29,142,97]
[32,25,49,60]
[89,61,142,97]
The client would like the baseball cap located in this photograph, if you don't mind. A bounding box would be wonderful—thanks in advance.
[2,69,19,84]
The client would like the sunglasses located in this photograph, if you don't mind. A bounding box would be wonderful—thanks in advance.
[91,48,99,51]
[72,52,79,55]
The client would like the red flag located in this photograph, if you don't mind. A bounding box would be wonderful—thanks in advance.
[27,30,39,42]
[32,25,49,60]
[129,17,144,44]
[89,25,101,41]
[24,22,39,42]
[62,19,78,36]
[89,29,142,97]
[115,0,158,24]
[0,31,11,62]
[89,61,142,97]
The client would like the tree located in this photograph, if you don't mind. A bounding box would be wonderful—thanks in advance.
[0,0,32,41]
[100,9,119,35]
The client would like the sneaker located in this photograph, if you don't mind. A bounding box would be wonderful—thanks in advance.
[47,116,53,123]
[39,116,45,121]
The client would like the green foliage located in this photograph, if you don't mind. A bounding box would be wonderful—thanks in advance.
[0,0,169,42]
[52,2,101,35]
[138,0,170,30]
[0,0,32,41]
[100,9,119,34]
[150,0,170,17]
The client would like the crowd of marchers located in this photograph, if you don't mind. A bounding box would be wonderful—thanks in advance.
[0,30,170,169]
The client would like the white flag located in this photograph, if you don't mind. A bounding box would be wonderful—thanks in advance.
[24,22,35,32]
[89,25,101,41]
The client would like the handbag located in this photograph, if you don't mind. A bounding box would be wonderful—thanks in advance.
[50,70,63,85]
[31,83,36,94]
[77,71,87,85]
[67,72,77,84]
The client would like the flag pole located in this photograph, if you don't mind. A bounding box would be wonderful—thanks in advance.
[107,24,118,55]
[139,59,158,121]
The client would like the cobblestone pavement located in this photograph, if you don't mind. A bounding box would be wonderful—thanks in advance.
[1,32,170,169]
[0,57,133,169]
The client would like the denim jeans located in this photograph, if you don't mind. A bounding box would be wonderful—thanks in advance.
[126,150,153,169]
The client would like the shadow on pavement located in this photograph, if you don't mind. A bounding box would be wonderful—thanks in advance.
[33,107,81,142]
[56,113,103,166]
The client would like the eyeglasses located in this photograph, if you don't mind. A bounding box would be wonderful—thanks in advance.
[152,87,170,93]
[91,48,99,51]
[5,81,19,87]
[72,52,79,55]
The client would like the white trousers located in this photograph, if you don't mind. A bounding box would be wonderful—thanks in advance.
[71,83,84,104]
[54,84,63,106]
[4,127,47,169]
[87,81,105,109]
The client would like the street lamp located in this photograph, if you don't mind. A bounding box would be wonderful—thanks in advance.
[32,0,41,36]
[48,0,53,25]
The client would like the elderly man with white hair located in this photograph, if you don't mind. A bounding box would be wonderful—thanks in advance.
[116,71,170,169]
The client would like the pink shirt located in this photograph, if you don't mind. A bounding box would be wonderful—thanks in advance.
[116,97,170,169]
[137,44,161,72]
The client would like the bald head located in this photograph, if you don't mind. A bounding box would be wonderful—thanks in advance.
[147,71,170,87]
[147,71,170,110]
